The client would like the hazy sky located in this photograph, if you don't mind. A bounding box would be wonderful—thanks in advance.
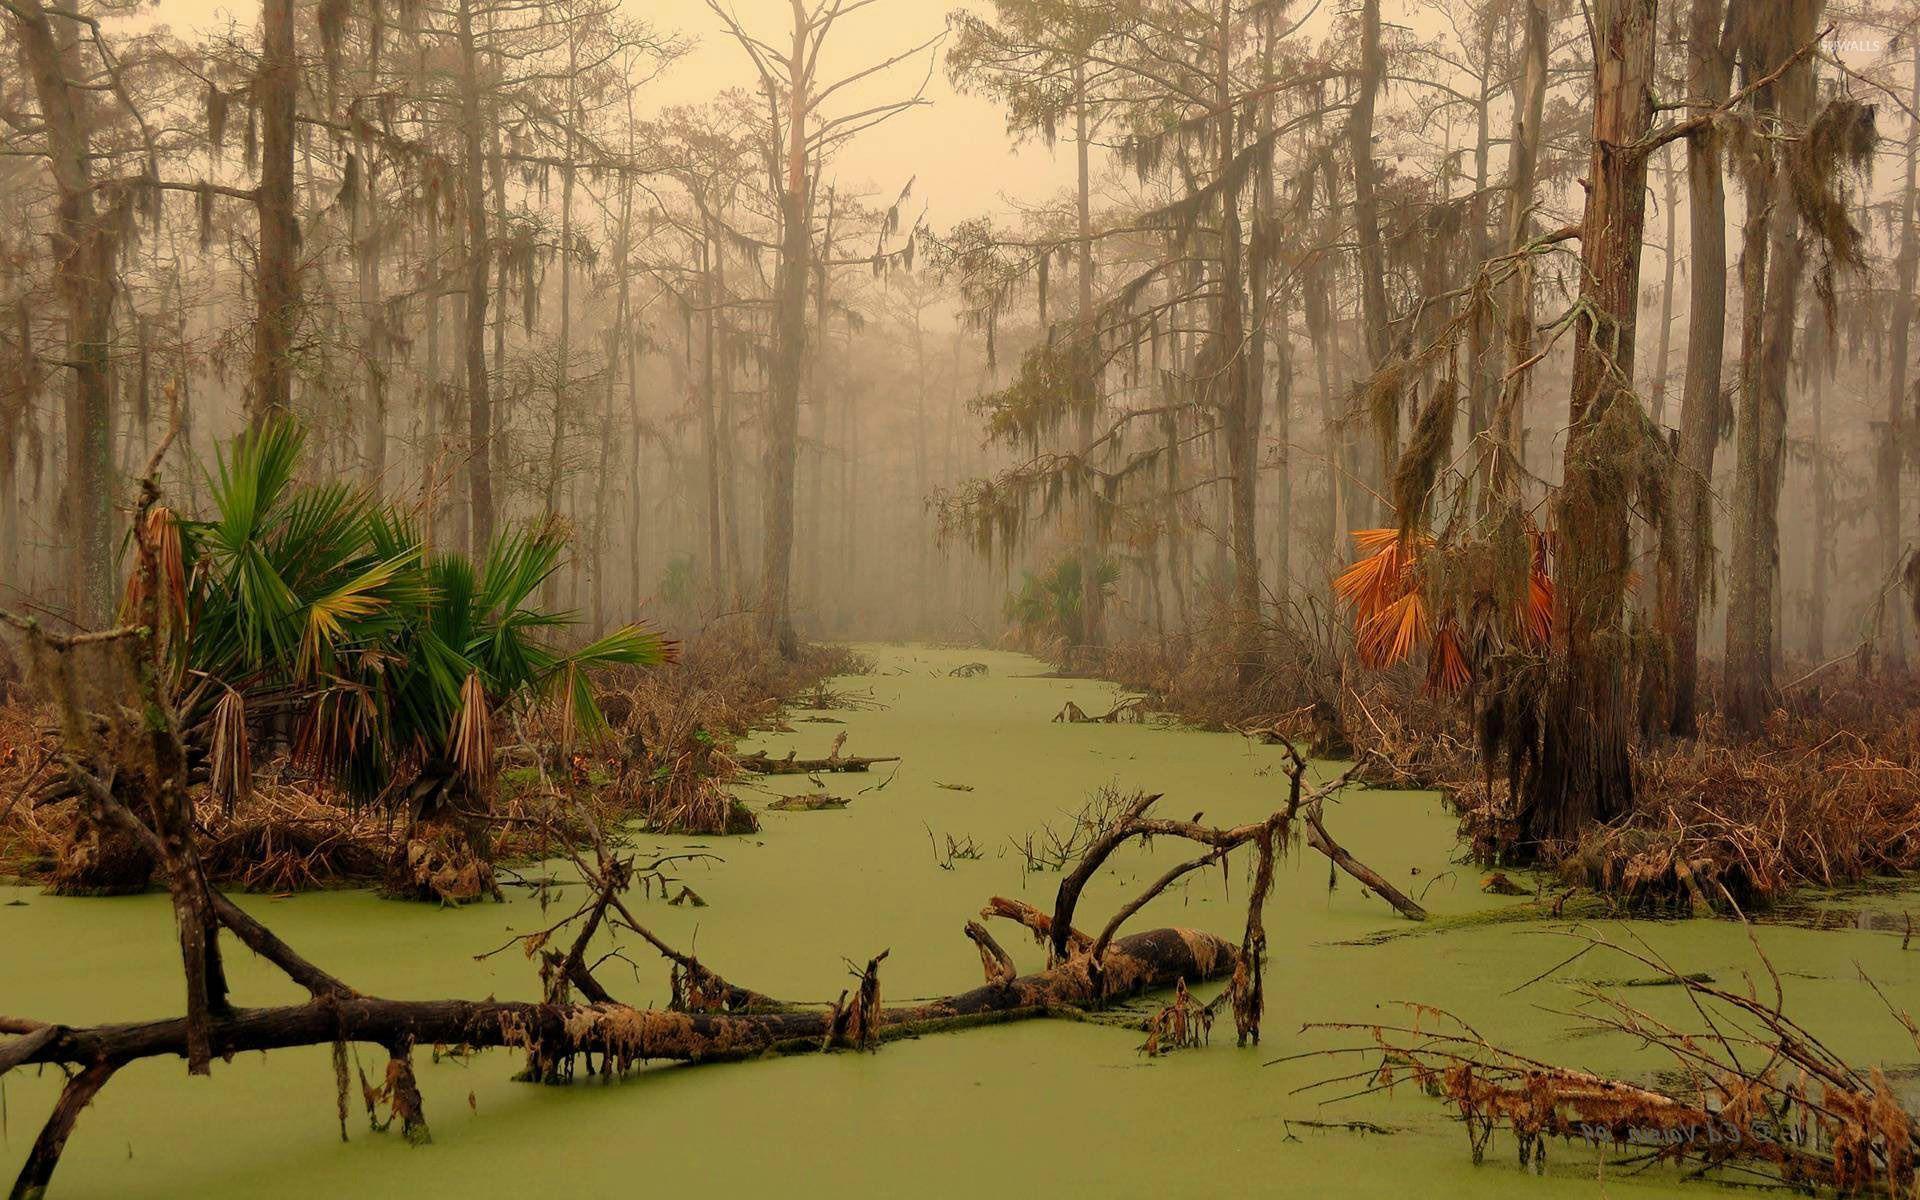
[158,0,1077,224]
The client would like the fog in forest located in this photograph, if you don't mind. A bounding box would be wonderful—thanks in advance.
[2,0,1915,675]
[10,3,1920,1197]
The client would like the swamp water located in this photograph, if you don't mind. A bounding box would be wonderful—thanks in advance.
[4,644,1917,1198]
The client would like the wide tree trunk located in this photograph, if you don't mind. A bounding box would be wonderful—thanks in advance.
[12,0,115,629]
[760,4,812,658]
[1522,0,1657,846]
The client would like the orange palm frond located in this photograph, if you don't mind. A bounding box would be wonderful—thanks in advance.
[1357,591,1430,669]
[1520,567,1554,647]
[1349,527,1404,553]
[1426,622,1472,695]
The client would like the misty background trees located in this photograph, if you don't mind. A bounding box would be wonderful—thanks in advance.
[3,0,1920,832]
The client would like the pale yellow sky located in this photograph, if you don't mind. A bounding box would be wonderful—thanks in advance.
[153,0,1076,222]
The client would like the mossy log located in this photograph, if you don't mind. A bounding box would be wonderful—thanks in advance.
[738,749,900,774]
[3,925,1234,1082]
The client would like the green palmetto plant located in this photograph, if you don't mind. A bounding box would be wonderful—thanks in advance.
[151,419,674,814]
[1004,553,1116,647]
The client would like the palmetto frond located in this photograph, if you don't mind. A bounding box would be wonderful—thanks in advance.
[1339,520,1558,691]
[296,552,421,680]
[173,418,675,809]
[449,670,495,787]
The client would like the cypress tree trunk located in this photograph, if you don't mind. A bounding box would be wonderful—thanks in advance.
[1349,0,1393,521]
[1523,0,1657,846]
[12,0,115,628]
[1491,0,1548,501]
[760,1,812,658]
[1074,68,1105,657]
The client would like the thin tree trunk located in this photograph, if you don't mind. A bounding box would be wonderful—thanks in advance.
[1809,361,1828,661]
[1665,0,1733,736]
[1880,38,1918,670]
[1490,0,1548,501]
[1725,0,1819,732]
[424,198,442,549]
[357,158,387,483]
[1074,67,1104,657]
[696,224,724,596]
[1349,0,1392,520]
[253,0,297,427]
[457,0,494,554]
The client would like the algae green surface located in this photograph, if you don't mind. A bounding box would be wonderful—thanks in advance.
[4,645,1917,1197]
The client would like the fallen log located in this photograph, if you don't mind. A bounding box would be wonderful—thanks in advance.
[6,926,1235,1078]
[738,749,900,775]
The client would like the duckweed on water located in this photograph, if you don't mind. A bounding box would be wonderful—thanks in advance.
[4,646,1918,1198]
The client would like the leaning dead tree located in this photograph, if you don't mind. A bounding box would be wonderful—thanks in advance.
[0,463,1415,1196]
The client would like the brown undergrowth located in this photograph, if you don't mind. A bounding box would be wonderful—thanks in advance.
[0,617,868,894]
[1079,615,1920,912]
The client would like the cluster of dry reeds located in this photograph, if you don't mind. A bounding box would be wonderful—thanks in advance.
[1560,673,1920,910]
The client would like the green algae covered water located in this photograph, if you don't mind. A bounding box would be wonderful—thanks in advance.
[4,645,1917,1197]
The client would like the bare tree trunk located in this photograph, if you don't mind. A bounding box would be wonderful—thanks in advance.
[1074,67,1104,657]
[760,1,812,658]
[1254,7,1288,615]
[357,159,387,483]
[1725,0,1819,733]
[541,107,576,610]
[1465,12,1497,500]
[1665,0,1733,736]
[1880,38,1918,670]
[1212,0,1263,682]
[1809,361,1828,661]
[423,200,441,545]
[1523,0,1656,846]
[1349,0,1392,520]
[696,225,725,596]
[457,0,494,554]
[1490,0,1548,501]
[12,0,114,628]
[252,0,297,428]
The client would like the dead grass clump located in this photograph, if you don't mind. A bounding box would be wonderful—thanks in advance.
[530,618,866,838]
[1563,733,1920,912]
[194,784,390,894]
[1462,668,1920,911]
